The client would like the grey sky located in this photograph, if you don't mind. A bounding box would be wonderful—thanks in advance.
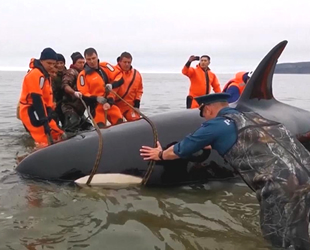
[0,0,309,73]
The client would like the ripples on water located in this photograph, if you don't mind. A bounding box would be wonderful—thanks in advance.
[1,181,265,250]
[0,71,309,249]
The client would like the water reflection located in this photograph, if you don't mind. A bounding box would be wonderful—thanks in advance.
[0,179,271,250]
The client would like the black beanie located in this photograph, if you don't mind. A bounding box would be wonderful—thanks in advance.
[40,48,57,61]
[56,53,66,63]
[71,52,84,64]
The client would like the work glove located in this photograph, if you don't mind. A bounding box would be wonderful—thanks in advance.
[96,96,107,104]
[105,84,112,92]
[61,132,68,140]
[74,91,82,99]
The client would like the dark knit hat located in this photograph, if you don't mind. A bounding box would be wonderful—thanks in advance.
[71,52,84,64]
[56,53,66,63]
[40,48,57,61]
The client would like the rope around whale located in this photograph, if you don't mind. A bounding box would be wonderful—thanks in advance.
[79,97,104,185]
[109,89,158,186]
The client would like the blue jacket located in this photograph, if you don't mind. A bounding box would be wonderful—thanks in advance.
[173,107,238,158]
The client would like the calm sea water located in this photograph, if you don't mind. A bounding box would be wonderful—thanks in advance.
[0,71,310,250]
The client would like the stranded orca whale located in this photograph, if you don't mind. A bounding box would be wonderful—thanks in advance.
[15,40,310,186]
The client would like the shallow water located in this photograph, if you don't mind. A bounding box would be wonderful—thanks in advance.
[0,71,309,249]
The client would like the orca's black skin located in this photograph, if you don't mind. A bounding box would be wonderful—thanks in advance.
[15,40,310,186]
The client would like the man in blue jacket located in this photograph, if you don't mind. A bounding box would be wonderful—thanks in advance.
[140,93,310,250]
[141,93,238,160]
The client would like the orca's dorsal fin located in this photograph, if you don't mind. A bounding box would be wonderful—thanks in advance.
[237,40,288,105]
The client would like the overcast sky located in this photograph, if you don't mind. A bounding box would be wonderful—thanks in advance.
[0,0,309,73]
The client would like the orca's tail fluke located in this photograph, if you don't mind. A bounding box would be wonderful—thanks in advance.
[236,40,288,108]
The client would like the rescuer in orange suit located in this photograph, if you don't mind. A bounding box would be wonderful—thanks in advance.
[182,55,221,109]
[222,71,252,103]
[77,48,124,127]
[114,52,143,121]
[19,48,64,146]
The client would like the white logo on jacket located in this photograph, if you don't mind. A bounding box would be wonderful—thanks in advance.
[224,119,231,125]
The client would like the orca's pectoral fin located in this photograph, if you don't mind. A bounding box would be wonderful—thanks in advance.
[75,173,143,188]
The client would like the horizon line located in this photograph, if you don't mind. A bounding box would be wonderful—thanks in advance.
[0,67,237,74]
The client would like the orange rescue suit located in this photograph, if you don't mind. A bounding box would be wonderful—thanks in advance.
[182,64,221,108]
[222,71,247,94]
[77,62,124,126]
[19,59,63,145]
[114,64,143,121]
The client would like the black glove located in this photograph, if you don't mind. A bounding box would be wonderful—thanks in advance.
[106,97,114,106]
[46,107,59,122]
[43,121,51,135]
[133,99,140,109]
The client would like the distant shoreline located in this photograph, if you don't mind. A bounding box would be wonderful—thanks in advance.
[275,61,310,74]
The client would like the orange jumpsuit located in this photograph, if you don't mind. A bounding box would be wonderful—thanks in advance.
[77,62,124,126]
[222,71,247,93]
[114,65,143,121]
[182,65,221,108]
[19,59,63,146]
